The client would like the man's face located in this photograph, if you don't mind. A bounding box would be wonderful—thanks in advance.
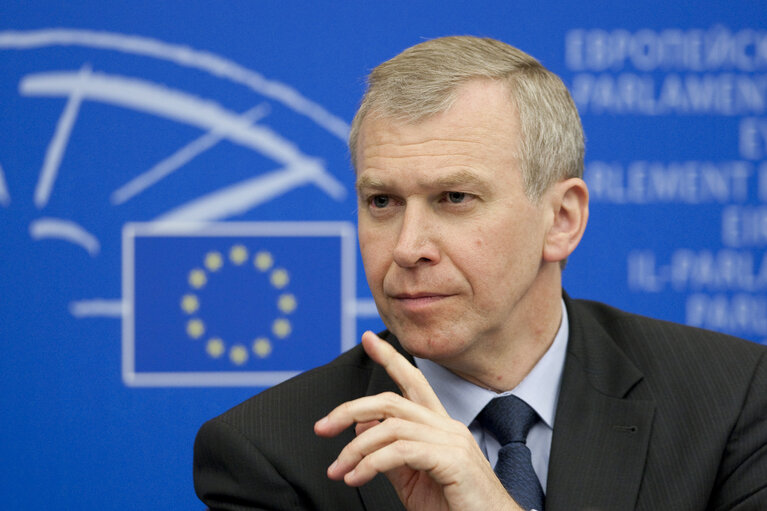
[356,79,554,373]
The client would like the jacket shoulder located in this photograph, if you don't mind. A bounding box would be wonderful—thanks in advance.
[569,297,765,358]
[567,297,766,403]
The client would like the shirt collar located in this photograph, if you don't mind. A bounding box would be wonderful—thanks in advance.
[415,299,569,429]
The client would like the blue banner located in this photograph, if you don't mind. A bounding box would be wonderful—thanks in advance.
[1,1,766,508]
[125,222,356,386]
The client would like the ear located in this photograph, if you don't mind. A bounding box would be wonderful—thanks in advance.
[542,178,589,264]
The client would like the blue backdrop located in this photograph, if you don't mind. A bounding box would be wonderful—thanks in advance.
[1,1,766,508]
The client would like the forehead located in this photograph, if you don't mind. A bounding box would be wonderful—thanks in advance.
[356,80,521,183]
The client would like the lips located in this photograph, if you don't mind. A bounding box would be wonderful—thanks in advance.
[390,292,453,312]
[393,292,446,299]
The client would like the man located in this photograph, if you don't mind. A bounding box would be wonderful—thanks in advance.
[194,36,767,510]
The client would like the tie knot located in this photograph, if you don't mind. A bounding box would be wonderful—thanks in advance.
[477,395,539,446]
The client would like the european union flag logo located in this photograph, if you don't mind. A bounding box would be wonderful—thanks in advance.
[122,222,356,387]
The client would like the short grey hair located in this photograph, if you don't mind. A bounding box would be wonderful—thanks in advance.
[349,36,584,200]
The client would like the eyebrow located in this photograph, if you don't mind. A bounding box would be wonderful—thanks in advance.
[356,168,490,194]
[433,169,487,189]
[355,174,386,193]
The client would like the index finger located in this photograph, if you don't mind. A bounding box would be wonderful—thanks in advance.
[361,331,448,416]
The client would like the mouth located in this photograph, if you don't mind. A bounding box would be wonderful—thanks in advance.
[393,292,447,299]
[390,292,453,310]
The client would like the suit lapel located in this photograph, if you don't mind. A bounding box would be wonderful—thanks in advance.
[351,313,656,511]
[357,332,408,511]
[546,298,655,511]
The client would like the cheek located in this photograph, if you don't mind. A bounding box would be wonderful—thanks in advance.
[463,223,530,279]
[359,230,389,286]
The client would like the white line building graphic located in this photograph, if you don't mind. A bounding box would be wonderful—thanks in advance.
[0,28,379,386]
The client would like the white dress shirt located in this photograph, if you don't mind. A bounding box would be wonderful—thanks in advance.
[414,299,569,492]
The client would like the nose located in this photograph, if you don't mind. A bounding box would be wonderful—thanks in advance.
[392,205,440,268]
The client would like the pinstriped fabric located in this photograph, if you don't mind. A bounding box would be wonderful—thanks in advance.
[194,298,767,510]
[478,395,545,511]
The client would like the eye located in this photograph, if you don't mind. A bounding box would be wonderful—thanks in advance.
[445,191,467,204]
[370,195,390,208]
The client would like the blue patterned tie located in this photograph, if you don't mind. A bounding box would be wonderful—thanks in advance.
[477,395,545,511]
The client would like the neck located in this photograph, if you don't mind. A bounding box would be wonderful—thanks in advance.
[442,265,564,392]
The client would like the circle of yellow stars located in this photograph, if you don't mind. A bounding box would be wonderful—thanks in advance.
[180,244,297,366]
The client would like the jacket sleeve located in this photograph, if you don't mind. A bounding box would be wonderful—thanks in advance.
[708,350,767,511]
[194,417,305,511]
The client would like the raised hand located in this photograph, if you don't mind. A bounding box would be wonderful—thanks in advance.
[314,331,522,511]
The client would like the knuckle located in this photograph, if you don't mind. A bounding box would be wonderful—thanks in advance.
[382,416,405,433]
[333,400,355,420]
[449,417,470,432]
[380,391,399,401]
[380,392,401,416]
[392,439,412,458]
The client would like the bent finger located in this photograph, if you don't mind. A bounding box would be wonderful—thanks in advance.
[354,420,380,436]
[315,391,444,437]
[332,417,463,479]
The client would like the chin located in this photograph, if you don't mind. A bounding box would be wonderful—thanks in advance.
[391,325,469,362]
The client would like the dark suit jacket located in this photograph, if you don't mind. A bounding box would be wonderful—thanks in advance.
[194,296,767,510]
